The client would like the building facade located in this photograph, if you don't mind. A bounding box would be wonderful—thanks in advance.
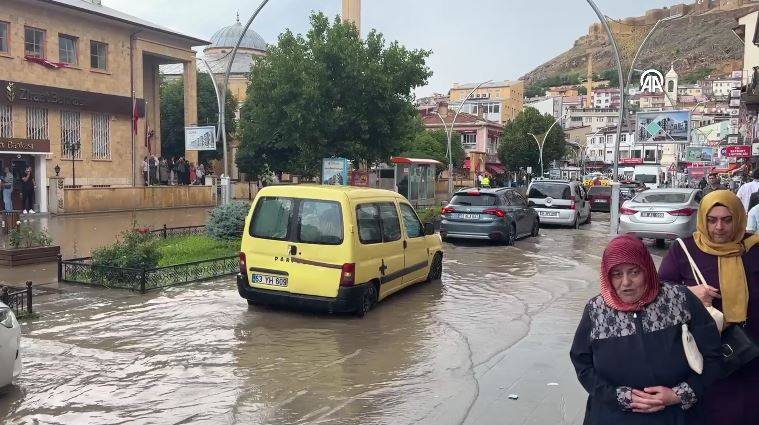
[0,0,206,212]
[566,108,620,132]
[591,88,621,109]
[448,80,524,124]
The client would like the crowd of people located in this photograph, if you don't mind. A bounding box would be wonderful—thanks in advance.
[142,155,210,186]
[1,165,36,214]
[571,188,759,425]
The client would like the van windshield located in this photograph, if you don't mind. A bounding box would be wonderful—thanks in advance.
[528,183,572,200]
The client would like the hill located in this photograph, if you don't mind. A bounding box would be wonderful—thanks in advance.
[521,4,759,96]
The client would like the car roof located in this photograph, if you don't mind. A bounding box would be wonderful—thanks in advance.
[529,179,574,185]
[453,187,516,195]
[636,188,698,194]
[257,184,404,201]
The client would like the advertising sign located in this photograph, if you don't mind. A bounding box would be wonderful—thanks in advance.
[731,89,742,98]
[620,158,643,165]
[350,170,369,187]
[729,109,740,116]
[685,146,714,163]
[753,142,759,156]
[184,126,216,151]
[731,71,743,80]
[322,157,349,185]
[730,98,741,107]
[730,118,740,126]
[636,110,690,144]
[727,135,740,145]
[725,145,752,158]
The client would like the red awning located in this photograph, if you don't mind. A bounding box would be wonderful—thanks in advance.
[486,164,506,174]
[391,156,443,166]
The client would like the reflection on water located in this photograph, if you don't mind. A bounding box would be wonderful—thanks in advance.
[0,219,609,424]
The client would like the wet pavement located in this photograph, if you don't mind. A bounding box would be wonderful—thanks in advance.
[0,213,673,424]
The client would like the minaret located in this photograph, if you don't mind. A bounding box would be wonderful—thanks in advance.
[585,53,593,108]
[665,65,679,108]
[342,0,361,32]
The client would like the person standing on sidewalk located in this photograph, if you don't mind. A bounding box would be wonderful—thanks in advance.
[736,169,759,211]
[159,158,170,186]
[659,190,759,425]
[2,167,13,212]
[142,157,149,186]
[571,235,721,425]
[21,166,35,214]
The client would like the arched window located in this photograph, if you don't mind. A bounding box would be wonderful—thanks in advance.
[668,80,675,92]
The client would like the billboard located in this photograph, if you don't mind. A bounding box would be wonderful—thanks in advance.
[725,145,752,158]
[685,146,714,163]
[322,157,349,185]
[184,126,216,151]
[636,110,690,144]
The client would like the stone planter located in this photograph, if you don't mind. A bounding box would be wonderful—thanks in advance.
[0,246,61,267]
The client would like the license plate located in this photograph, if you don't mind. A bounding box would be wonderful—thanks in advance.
[539,211,559,217]
[641,212,664,218]
[252,274,288,287]
[459,213,480,220]
[596,199,608,203]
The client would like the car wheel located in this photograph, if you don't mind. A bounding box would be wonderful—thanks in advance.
[356,283,378,317]
[426,252,443,282]
[531,219,540,237]
[505,225,516,245]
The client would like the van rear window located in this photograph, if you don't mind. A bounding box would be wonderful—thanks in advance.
[250,197,293,240]
[298,200,344,245]
[528,183,572,200]
[450,194,498,206]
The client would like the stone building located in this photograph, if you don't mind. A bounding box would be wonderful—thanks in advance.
[0,0,207,212]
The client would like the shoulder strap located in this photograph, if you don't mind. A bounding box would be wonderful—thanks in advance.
[676,238,707,287]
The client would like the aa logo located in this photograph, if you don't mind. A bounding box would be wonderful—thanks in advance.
[640,70,664,94]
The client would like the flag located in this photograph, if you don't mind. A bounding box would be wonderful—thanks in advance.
[24,55,68,69]
[132,98,138,135]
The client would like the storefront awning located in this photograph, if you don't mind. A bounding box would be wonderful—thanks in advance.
[486,163,506,174]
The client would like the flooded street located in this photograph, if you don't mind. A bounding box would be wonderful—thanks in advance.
[0,214,672,424]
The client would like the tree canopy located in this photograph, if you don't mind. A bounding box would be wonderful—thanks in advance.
[400,129,464,168]
[159,73,237,161]
[236,12,431,178]
[498,107,567,175]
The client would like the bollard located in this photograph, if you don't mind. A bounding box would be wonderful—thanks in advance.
[26,281,32,314]
[609,182,621,236]
[139,270,147,294]
[57,254,63,282]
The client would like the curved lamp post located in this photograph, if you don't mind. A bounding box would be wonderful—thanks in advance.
[435,80,493,197]
[198,57,224,147]
[527,115,565,178]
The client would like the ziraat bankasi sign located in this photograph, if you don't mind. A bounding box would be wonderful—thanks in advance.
[0,138,51,153]
[0,80,145,117]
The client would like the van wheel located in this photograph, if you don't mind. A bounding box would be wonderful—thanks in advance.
[427,253,443,282]
[356,283,378,317]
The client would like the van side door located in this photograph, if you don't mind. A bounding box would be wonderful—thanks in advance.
[355,202,405,298]
[398,202,430,287]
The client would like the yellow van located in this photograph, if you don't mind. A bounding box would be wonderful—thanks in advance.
[237,185,444,316]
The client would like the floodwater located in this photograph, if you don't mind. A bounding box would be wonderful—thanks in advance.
[0,214,670,424]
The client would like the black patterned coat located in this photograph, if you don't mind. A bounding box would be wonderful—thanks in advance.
[570,284,721,425]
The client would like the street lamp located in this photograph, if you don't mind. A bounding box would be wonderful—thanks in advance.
[435,80,493,197]
[63,140,81,187]
[527,115,565,178]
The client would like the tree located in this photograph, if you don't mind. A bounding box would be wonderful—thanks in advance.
[498,107,566,175]
[236,13,431,178]
[578,86,588,95]
[400,129,464,167]
[159,73,237,161]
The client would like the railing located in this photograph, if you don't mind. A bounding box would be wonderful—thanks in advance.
[59,255,238,293]
[148,224,207,239]
[0,281,33,318]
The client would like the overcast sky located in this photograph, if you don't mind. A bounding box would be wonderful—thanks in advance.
[106,0,685,96]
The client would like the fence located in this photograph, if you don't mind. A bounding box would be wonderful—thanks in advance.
[0,281,33,318]
[148,224,207,239]
[59,255,238,293]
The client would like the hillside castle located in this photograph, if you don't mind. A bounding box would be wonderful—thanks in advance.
[588,0,758,38]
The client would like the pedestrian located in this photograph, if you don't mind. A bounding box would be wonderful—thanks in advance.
[159,158,169,186]
[21,166,35,214]
[736,169,759,212]
[702,172,725,196]
[197,163,205,185]
[1,167,13,212]
[176,157,187,185]
[189,162,197,185]
[142,156,149,186]
[748,202,759,234]
[658,190,759,425]
[698,176,707,190]
[476,172,482,189]
[149,155,158,186]
[571,235,721,425]
[481,174,491,188]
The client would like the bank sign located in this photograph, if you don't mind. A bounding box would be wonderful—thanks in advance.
[0,138,51,153]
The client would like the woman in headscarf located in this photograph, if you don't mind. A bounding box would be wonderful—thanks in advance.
[571,235,721,425]
[659,190,759,425]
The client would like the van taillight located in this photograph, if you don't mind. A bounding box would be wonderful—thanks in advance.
[239,252,247,275]
[340,263,356,287]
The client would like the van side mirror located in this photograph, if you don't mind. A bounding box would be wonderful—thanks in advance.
[424,222,435,236]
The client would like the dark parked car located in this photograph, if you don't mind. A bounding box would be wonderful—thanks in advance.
[587,186,611,212]
[440,188,539,245]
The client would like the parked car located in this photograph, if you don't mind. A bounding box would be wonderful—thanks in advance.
[527,179,591,228]
[0,302,21,388]
[237,185,443,317]
[439,188,539,244]
[587,185,612,212]
[618,188,703,246]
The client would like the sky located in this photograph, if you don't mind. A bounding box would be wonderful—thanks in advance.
[105,0,686,97]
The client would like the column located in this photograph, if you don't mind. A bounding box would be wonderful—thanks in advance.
[35,155,48,213]
[183,61,198,164]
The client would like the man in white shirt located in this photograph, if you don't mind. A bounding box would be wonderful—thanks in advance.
[748,204,759,233]
[736,169,759,212]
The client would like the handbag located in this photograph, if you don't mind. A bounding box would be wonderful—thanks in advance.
[676,238,759,378]
[681,323,703,374]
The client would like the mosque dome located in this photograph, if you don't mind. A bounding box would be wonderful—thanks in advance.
[206,15,267,53]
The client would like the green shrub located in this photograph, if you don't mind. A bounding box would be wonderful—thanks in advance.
[207,202,250,240]
[8,221,53,249]
[92,228,161,271]
[416,206,442,224]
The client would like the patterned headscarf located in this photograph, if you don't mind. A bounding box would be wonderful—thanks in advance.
[600,235,661,312]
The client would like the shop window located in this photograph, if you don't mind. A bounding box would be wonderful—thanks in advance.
[24,27,45,58]
[58,34,78,65]
[61,110,81,158]
[90,41,108,70]
[0,104,11,138]
[92,113,111,159]
[26,107,48,140]
[0,22,8,53]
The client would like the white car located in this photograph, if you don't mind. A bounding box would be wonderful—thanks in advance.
[0,302,21,388]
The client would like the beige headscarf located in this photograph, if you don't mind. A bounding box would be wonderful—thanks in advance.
[694,190,759,323]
